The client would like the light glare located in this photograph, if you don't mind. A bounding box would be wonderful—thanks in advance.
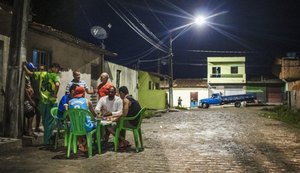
[194,16,206,26]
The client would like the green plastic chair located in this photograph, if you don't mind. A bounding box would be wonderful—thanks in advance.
[65,109,100,158]
[114,107,146,152]
[50,107,69,149]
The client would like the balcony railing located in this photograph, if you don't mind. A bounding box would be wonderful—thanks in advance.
[210,74,243,78]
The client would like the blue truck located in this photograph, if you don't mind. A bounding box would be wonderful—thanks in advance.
[199,93,257,108]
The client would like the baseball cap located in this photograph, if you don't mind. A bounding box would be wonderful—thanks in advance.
[26,62,37,71]
[73,86,85,98]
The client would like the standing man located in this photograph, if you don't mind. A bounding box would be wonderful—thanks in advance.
[96,72,113,98]
[23,62,61,145]
[178,96,183,107]
[65,70,94,94]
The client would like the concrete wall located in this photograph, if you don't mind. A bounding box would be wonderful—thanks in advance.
[207,57,246,84]
[0,35,10,132]
[138,71,166,109]
[288,81,300,110]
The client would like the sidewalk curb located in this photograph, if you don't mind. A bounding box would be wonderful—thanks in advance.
[0,137,22,153]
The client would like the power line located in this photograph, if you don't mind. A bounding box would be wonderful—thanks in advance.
[106,0,169,53]
[187,50,257,54]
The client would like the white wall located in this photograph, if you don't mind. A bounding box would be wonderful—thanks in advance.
[105,62,138,99]
[171,88,209,107]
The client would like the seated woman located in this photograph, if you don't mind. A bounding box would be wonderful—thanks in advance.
[68,86,97,152]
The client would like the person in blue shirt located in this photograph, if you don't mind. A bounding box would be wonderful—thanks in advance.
[68,86,97,152]
[57,84,79,118]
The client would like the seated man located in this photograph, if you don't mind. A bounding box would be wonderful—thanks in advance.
[57,84,79,118]
[68,86,97,152]
[118,86,142,148]
[95,86,123,142]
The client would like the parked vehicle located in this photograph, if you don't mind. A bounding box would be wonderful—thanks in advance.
[199,93,257,108]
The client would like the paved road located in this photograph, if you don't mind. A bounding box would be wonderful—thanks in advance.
[0,107,300,173]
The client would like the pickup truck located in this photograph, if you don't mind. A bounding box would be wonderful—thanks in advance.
[199,93,257,108]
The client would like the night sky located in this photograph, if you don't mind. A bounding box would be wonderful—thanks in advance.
[30,0,300,79]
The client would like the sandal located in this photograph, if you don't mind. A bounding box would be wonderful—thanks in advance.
[120,140,131,148]
[35,128,44,133]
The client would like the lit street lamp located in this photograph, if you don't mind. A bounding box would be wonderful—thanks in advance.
[168,15,207,108]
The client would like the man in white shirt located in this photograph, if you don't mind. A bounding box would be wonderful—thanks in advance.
[95,86,123,117]
[95,86,123,142]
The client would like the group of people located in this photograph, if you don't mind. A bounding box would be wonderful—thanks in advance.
[22,62,142,152]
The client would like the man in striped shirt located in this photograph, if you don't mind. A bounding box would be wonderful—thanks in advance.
[65,70,94,95]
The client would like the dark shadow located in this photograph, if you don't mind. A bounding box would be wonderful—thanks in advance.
[225,139,299,172]
[255,142,299,172]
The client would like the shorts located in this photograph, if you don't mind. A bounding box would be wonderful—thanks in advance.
[25,111,35,118]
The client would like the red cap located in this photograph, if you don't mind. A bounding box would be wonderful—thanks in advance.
[73,86,85,98]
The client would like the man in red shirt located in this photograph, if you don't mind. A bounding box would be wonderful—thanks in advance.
[97,72,113,98]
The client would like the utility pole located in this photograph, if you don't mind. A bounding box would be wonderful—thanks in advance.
[3,0,30,138]
[169,36,173,108]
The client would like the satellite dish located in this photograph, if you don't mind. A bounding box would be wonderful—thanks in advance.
[91,26,108,40]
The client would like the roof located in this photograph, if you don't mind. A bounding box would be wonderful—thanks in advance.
[174,79,208,88]
[160,78,208,88]
[29,22,117,57]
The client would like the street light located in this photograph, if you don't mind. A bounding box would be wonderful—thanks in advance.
[168,15,207,108]
[194,16,206,26]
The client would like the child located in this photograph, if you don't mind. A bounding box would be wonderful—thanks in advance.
[24,81,36,137]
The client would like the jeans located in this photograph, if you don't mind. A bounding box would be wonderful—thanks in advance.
[39,102,57,145]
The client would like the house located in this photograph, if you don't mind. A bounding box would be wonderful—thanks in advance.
[273,57,300,110]
[138,71,166,109]
[0,4,140,136]
[207,57,246,96]
[161,79,208,108]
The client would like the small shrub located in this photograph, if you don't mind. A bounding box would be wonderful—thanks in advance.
[174,106,188,110]
[260,105,300,128]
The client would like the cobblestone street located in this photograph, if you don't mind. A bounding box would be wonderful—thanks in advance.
[0,106,300,173]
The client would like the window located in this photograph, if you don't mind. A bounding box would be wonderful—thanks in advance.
[212,67,221,77]
[116,70,121,90]
[231,66,238,74]
[31,49,51,70]
[155,82,160,89]
[91,63,100,80]
[148,81,152,90]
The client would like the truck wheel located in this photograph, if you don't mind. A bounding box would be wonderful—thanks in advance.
[234,102,241,107]
[202,103,209,108]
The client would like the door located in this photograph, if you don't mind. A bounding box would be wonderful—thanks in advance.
[267,87,283,103]
[190,92,198,107]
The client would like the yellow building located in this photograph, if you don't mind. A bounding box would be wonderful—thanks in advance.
[207,57,246,96]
